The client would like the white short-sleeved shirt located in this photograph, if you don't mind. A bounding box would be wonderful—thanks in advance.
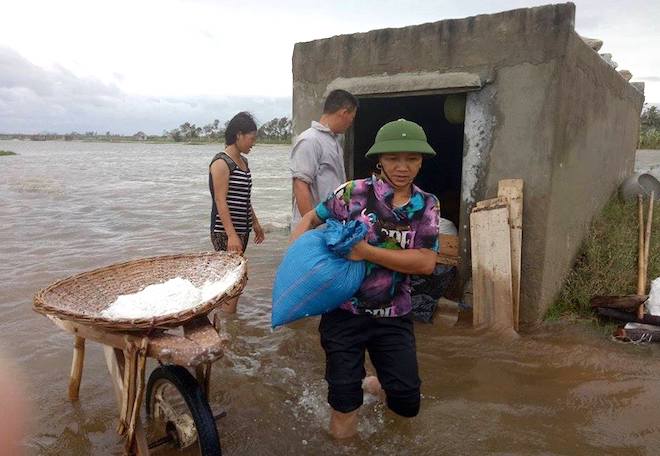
[289,121,346,228]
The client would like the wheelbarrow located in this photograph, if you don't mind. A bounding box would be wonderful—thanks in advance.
[33,252,248,455]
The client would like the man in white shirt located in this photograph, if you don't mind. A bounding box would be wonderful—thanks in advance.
[290,89,358,229]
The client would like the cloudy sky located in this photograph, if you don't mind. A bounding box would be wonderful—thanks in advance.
[1,0,658,134]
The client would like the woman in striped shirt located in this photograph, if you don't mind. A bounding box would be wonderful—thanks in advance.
[209,111,265,312]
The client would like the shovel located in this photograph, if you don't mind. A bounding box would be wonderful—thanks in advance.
[592,192,653,317]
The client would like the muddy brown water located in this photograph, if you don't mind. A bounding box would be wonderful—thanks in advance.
[2,141,660,455]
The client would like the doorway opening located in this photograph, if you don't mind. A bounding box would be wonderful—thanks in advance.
[347,93,465,227]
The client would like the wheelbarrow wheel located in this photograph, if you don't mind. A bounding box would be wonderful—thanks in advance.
[145,365,221,455]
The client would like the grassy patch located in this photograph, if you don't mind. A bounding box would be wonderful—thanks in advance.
[0,150,16,156]
[547,196,660,320]
[640,128,660,149]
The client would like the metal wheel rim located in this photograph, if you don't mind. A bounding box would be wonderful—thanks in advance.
[147,377,200,451]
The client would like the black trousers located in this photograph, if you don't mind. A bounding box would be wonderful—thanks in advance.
[319,308,421,417]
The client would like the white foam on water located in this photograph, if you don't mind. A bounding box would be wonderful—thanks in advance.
[293,384,330,424]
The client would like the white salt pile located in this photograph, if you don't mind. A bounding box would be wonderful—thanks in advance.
[200,268,242,302]
[101,269,241,320]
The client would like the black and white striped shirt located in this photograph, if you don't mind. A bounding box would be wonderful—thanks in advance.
[209,152,253,234]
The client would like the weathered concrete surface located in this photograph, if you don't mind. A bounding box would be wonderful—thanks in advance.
[535,31,644,323]
[480,60,562,326]
[459,84,498,276]
[292,3,644,324]
[292,3,575,135]
[325,71,482,98]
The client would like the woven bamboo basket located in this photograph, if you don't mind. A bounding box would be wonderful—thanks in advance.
[33,252,247,331]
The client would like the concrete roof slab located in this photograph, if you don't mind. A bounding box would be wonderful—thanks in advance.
[324,71,482,98]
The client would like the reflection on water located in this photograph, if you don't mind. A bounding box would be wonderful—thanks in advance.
[2,141,660,455]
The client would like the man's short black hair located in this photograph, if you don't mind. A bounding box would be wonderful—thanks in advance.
[225,111,257,145]
[323,89,359,114]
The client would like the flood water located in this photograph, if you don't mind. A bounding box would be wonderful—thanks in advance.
[2,140,660,455]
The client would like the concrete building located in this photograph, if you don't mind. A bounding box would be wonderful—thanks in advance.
[291,3,645,325]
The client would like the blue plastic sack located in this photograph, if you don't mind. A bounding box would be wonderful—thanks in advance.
[271,219,367,327]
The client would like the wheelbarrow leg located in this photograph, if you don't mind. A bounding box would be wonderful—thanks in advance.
[185,315,221,399]
[103,346,150,455]
[195,363,212,398]
[68,336,85,401]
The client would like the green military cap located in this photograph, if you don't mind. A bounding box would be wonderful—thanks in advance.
[365,119,436,157]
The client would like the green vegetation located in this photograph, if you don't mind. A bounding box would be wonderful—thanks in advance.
[164,116,292,144]
[640,104,660,149]
[547,195,660,320]
[0,150,16,156]
[0,116,293,145]
[257,117,292,143]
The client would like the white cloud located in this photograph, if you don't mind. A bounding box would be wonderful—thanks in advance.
[0,47,290,134]
[0,0,658,133]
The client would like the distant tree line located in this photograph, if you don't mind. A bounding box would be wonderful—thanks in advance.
[257,117,292,143]
[1,116,293,143]
[0,131,154,142]
[164,117,292,144]
[640,104,660,149]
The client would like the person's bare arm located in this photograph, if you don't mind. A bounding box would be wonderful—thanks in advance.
[290,209,322,242]
[210,160,243,252]
[251,205,265,244]
[348,241,436,275]
[293,178,315,217]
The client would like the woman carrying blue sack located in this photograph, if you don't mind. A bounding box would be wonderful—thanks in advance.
[291,119,440,439]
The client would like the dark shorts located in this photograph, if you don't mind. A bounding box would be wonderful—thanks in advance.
[319,308,421,417]
[210,231,250,254]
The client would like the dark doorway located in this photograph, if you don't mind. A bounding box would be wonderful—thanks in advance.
[348,94,464,226]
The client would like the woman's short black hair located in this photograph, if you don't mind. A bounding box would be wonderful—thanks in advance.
[225,111,257,145]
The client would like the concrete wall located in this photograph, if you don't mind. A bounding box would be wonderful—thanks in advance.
[459,30,643,324]
[473,60,563,326]
[535,32,644,321]
[292,3,575,135]
[292,2,645,324]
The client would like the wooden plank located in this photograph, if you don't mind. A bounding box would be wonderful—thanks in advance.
[439,234,459,257]
[498,179,523,331]
[50,316,224,367]
[590,295,648,311]
[643,191,655,291]
[117,341,136,437]
[183,316,223,397]
[183,316,223,347]
[103,347,150,455]
[475,197,507,210]
[126,339,149,451]
[470,204,514,329]
[436,234,460,266]
[637,194,645,295]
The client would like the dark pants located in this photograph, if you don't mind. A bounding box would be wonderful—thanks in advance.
[210,231,249,254]
[319,308,421,417]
